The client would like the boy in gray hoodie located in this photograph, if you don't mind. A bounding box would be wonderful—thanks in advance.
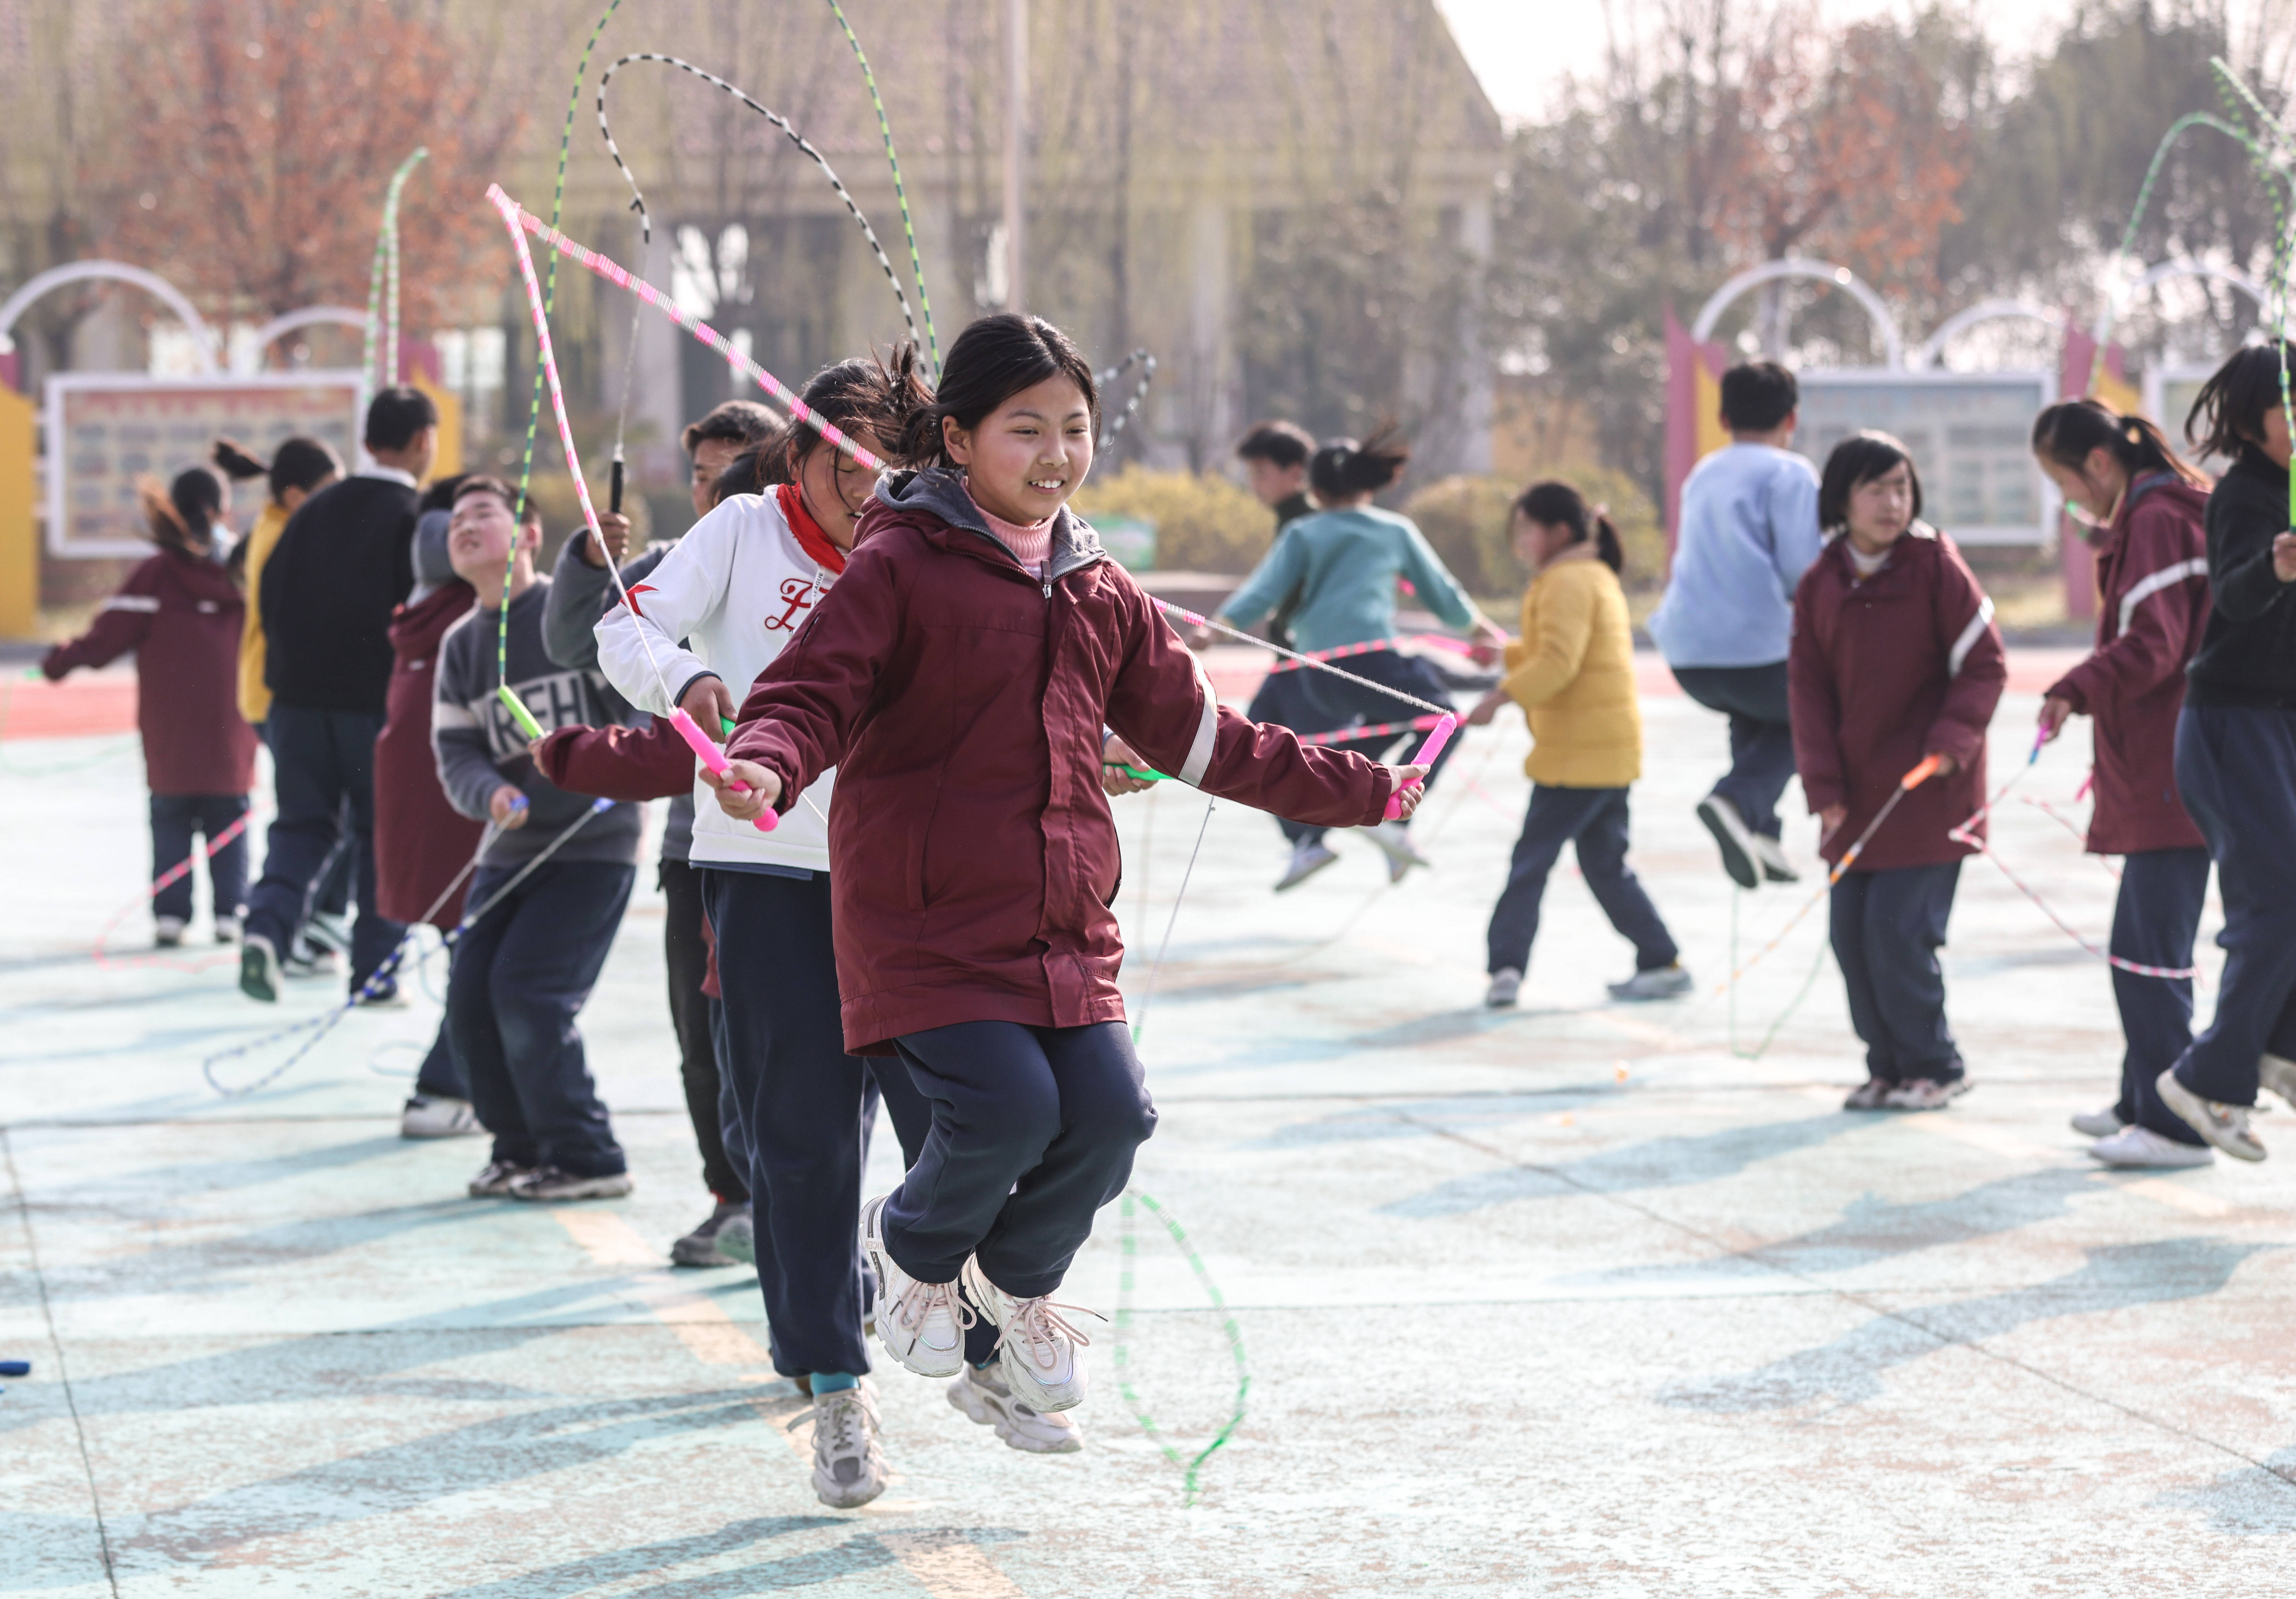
[432,477,644,1201]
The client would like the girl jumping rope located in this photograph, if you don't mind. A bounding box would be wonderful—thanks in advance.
[1466,481,1689,1007]
[707,313,1429,1472]
[2028,399,2216,1167]
[1790,432,2005,1112]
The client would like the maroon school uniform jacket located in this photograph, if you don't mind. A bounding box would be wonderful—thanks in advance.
[533,716,694,802]
[1789,526,2007,872]
[43,547,257,797]
[2044,475,2210,856]
[373,582,483,928]
[728,468,1402,1057]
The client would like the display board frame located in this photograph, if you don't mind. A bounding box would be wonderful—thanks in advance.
[1787,367,2060,547]
[43,372,365,557]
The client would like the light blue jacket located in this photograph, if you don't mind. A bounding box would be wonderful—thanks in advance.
[1220,506,1475,654]
[1648,443,1824,669]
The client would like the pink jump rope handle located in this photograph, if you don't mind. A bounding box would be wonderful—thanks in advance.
[669,709,777,833]
[1383,713,1458,820]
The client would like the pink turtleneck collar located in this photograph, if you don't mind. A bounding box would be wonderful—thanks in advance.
[964,481,1054,574]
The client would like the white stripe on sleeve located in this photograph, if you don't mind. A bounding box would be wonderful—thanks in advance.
[2116,557,2208,638]
[102,595,161,613]
[1178,654,1218,786]
[1947,596,1995,679]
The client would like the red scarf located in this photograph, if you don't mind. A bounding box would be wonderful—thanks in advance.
[777,484,849,574]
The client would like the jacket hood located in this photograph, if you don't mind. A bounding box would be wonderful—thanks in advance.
[870,466,1107,584]
[390,578,477,660]
[162,543,247,603]
[2096,473,2209,554]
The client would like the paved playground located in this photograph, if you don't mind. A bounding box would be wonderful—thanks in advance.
[5,650,2294,1597]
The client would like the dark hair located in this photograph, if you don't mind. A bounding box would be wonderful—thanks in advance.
[142,465,226,555]
[2186,341,2295,466]
[1720,362,1798,433]
[364,386,439,452]
[2031,398,2206,488]
[710,441,786,507]
[452,474,530,521]
[1514,480,1623,573]
[1308,423,1411,501]
[418,473,470,514]
[213,435,342,505]
[681,399,778,457]
[1236,420,1315,471]
[1818,431,1924,531]
[887,313,1100,468]
[782,350,924,479]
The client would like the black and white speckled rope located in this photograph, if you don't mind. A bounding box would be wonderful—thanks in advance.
[597,53,925,358]
[1096,349,1157,450]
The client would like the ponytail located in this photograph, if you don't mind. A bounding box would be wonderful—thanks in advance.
[1515,479,1623,573]
[143,465,225,555]
[212,434,342,506]
[1308,423,1411,501]
[2031,398,2206,488]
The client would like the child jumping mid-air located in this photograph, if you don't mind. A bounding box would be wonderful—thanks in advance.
[1466,481,1688,1007]
[708,312,1429,1495]
[1790,432,2005,1112]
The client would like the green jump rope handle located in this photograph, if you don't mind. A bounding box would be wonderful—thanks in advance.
[497,684,547,740]
[721,716,737,737]
[1120,764,1172,782]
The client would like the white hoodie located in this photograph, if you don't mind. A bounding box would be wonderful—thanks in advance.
[593,489,839,873]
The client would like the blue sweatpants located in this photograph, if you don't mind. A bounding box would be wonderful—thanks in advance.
[706,868,932,1380]
[887,1020,1157,1301]
[1831,861,1964,1085]
[2169,705,2296,1105]
[2110,847,2212,1145]
[1486,785,1680,976]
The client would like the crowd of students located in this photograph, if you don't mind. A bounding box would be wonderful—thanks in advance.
[38,311,2296,1510]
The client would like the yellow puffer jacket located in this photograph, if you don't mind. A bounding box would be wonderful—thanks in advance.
[237,501,288,725]
[1501,553,1642,788]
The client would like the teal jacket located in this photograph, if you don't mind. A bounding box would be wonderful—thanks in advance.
[1220,506,1475,654]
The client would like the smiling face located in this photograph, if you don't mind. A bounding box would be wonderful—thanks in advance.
[943,375,1095,526]
[1844,460,1917,555]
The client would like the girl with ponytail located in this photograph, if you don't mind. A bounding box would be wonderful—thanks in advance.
[215,435,342,729]
[1208,422,1509,890]
[1465,480,1687,1007]
[41,464,259,946]
[2028,398,2219,1166]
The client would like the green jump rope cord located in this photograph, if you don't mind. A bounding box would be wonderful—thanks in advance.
[1114,1188,1251,1507]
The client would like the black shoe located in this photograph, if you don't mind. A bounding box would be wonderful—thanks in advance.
[468,1160,534,1197]
[671,1199,754,1266]
[239,935,281,1003]
[1696,795,1761,889]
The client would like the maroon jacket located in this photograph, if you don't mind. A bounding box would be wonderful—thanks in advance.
[2044,475,2209,856]
[729,469,1401,1056]
[44,546,258,796]
[533,716,694,801]
[373,582,482,927]
[1789,526,2006,872]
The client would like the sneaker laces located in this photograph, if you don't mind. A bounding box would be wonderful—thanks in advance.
[891,1276,975,1339]
[817,1388,869,1455]
[998,1295,1106,1374]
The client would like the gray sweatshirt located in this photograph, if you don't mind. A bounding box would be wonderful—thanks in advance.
[433,579,644,868]
[541,538,694,864]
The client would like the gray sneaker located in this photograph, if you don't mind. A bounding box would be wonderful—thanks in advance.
[1696,794,1761,889]
[1608,965,1693,1002]
[1843,1078,1892,1110]
[508,1166,635,1201]
[670,1199,753,1267]
[810,1383,888,1509]
[1365,820,1431,884]
[1275,839,1341,892]
[1486,966,1523,1008]
[2156,1070,2265,1162]
[947,1360,1083,1453]
[1751,834,1799,884]
[2069,1105,2127,1139]
[239,935,281,1003]
[1881,1077,1970,1111]
[401,1095,484,1139]
[467,1160,534,1197]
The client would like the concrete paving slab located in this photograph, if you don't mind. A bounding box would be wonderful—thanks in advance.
[5,666,2294,1595]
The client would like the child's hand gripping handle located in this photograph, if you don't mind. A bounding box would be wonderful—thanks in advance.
[1900,754,1942,790]
[669,708,777,832]
[1383,713,1458,820]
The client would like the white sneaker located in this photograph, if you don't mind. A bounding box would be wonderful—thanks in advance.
[154,916,187,948]
[1274,838,1341,892]
[2156,1070,2266,1162]
[2088,1125,2214,1168]
[212,915,241,944]
[960,1257,1098,1413]
[1607,965,1693,1002]
[859,1195,968,1377]
[1842,1078,1892,1110]
[1881,1077,1971,1111]
[947,1360,1084,1453]
[1365,820,1431,884]
[1695,794,1761,889]
[400,1095,484,1139]
[1751,834,1799,884]
[2069,1105,2127,1139]
[2260,1053,2296,1112]
[1485,966,1523,1008]
[810,1383,888,1509]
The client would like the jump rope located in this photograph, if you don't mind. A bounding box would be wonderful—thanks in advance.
[361,147,429,393]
